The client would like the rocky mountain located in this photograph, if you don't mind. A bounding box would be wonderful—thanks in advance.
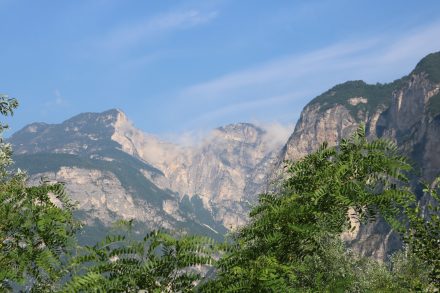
[9,110,287,242]
[9,51,439,258]
[280,51,440,259]
[110,114,284,228]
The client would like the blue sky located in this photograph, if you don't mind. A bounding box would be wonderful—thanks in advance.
[1,0,440,139]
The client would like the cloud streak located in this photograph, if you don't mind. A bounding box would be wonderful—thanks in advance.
[180,20,440,102]
[182,91,310,129]
[96,9,218,52]
[180,38,380,101]
[175,20,440,129]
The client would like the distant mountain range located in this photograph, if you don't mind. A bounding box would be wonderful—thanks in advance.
[9,109,287,243]
[10,51,440,257]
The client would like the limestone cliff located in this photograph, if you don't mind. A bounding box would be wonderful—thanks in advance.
[281,51,440,259]
[110,114,287,228]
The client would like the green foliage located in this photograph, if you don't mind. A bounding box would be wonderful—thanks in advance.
[0,94,18,176]
[63,223,215,292]
[0,94,80,291]
[202,124,418,292]
[404,178,440,287]
[0,94,18,134]
[0,178,80,291]
[413,51,440,83]
[307,79,405,119]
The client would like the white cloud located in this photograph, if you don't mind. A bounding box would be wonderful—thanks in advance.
[180,20,440,102]
[53,89,66,106]
[374,21,440,66]
[97,9,218,52]
[42,89,68,116]
[258,121,295,151]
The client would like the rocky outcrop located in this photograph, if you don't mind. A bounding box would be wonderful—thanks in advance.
[283,103,362,161]
[29,167,176,230]
[280,51,440,260]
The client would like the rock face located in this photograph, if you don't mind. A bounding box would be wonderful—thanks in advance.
[107,114,286,229]
[10,109,288,237]
[281,51,440,259]
[99,111,286,229]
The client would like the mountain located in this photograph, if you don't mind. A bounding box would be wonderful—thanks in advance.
[9,51,440,258]
[280,51,440,259]
[9,110,287,242]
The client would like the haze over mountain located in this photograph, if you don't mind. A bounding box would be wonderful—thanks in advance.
[9,51,440,259]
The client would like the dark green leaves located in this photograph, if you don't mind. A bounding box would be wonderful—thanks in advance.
[203,124,420,291]
[64,226,215,292]
[0,178,80,292]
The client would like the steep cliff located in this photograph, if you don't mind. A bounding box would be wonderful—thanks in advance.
[281,51,440,259]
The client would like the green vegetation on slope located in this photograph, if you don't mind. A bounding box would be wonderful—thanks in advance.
[413,51,440,83]
[4,122,440,291]
[307,79,406,119]
[3,72,440,291]
[304,52,440,121]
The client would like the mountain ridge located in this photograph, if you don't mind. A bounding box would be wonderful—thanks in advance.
[9,51,440,258]
[9,108,287,235]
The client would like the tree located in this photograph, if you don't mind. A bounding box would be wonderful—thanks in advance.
[0,95,80,291]
[201,124,418,291]
[404,178,440,287]
[63,223,215,292]
[0,95,216,292]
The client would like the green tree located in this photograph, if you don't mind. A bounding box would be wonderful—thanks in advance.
[0,94,216,292]
[0,95,79,291]
[202,124,417,292]
[63,223,215,292]
[404,178,440,287]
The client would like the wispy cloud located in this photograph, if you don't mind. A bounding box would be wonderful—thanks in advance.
[182,91,309,129]
[96,9,218,52]
[373,21,440,66]
[180,38,380,101]
[175,20,440,129]
[41,89,69,116]
[53,89,66,106]
[258,121,295,151]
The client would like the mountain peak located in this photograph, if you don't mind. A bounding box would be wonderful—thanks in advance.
[217,122,264,135]
[102,108,126,117]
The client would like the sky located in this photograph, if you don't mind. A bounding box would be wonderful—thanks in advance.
[1,0,440,139]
